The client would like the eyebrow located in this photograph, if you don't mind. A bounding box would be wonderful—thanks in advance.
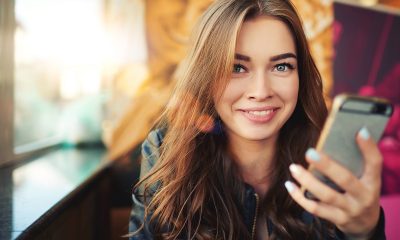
[270,53,297,61]
[234,52,297,62]
[235,53,251,61]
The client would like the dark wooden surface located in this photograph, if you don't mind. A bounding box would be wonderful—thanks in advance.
[0,147,110,240]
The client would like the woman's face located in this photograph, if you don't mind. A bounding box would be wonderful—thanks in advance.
[214,16,299,143]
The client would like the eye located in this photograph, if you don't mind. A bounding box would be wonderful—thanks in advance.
[274,63,294,72]
[233,64,246,73]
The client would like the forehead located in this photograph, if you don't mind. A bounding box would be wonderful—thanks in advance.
[235,16,296,59]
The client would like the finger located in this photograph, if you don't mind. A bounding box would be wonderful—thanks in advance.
[289,164,349,209]
[305,148,366,198]
[284,181,349,225]
[356,127,383,185]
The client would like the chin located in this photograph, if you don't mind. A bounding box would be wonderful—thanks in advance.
[237,127,279,142]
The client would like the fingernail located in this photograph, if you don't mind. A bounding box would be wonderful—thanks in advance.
[306,148,321,162]
[359,127,370,140]
[289,164,301,175]
[285,181,295,193]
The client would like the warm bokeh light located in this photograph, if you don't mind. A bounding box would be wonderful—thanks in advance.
[358,0,379,6]
[13,0,144,147]
[15,0,132,100]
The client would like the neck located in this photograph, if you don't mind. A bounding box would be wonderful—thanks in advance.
[227,132,277,198]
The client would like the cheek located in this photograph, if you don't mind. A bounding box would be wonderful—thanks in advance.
[219,80,245,107]
[274,77,299,103]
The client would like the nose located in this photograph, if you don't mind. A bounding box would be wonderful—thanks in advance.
[246,71,273,101]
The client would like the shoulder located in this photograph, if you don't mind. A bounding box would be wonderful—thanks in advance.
[140,128,166,175]
[142,129,165,158]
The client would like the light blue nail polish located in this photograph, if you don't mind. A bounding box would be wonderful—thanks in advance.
[306,148,321,162]
[359,127,370,140]
[284,181,295,193]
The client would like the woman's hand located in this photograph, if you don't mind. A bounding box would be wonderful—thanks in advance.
[284,127,382,239]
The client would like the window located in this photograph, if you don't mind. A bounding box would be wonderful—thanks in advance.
[0,0,139,166]
[13,0,106,154]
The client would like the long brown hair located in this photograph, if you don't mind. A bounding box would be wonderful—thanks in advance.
[135,0,328,239]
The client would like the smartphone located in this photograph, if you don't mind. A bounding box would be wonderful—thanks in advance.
[303,94,393,200]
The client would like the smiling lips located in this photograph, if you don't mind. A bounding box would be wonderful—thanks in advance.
[239,107,279,123]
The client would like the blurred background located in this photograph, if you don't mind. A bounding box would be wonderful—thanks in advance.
[0,0,399,239]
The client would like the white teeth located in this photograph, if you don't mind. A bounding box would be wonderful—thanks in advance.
[247,110,273,116]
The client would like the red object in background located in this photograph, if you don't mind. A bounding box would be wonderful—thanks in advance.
[359,64,400,195]
[380,194,400,240]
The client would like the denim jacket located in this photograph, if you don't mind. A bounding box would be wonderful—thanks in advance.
[129,129,386,240]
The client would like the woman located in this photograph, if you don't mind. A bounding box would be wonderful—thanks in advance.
[129,0,385,239]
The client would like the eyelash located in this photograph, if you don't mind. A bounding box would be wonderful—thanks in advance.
[233,62,295,73]
[274,62,295,72]
[233,64,247,73]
